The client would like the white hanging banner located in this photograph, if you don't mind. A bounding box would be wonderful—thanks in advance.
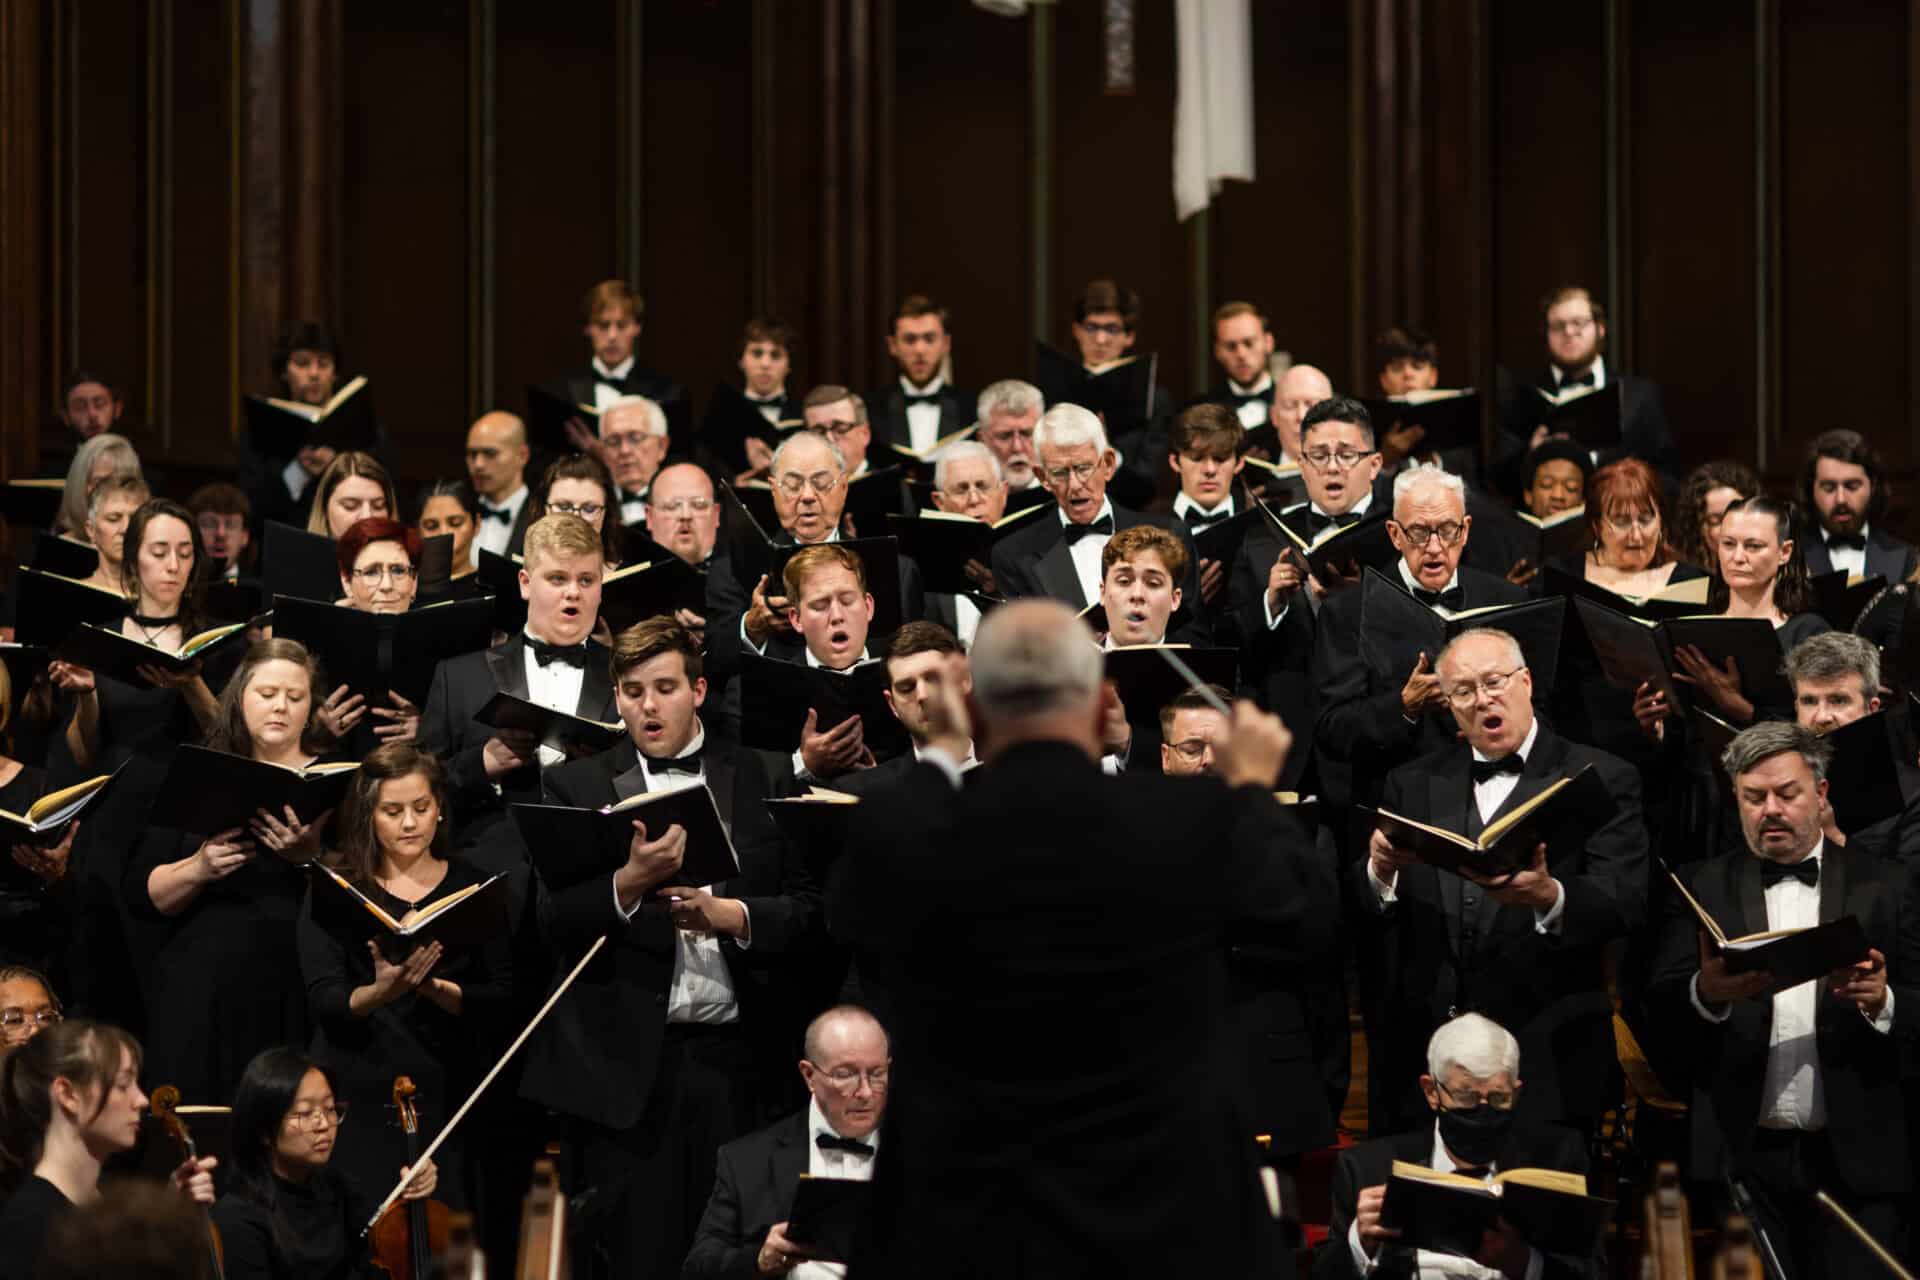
[1173,0,1256,221]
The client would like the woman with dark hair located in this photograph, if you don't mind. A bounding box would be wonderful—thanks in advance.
[414,479,482,597]
[0,644,70,975]
[305,453,397,540]
[1672,459,1761,573]
[126,638,340,1107]
[211,1046,436,1280]
[530,452,624,569]
[296,743,508,1208]
[49,497,231,771]
[0,1020,214,1280]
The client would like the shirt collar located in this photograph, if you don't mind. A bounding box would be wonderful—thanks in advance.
[593,355,635,381]
[1827,524,1871,545]
[1059,497,1116,530]
[1228,372,1274,397]
[805,646,870,672]
[808,1096,880,1158]
[1173,492,1234,521]
[745,386,786,404]
[1310,491,1373,520]
[901,375,945,397]
[638,721,706,778]
[1555,354,1606,390]
[1397,558,1460,597]
[486,484,529,514]
[1472,718,1539,767]
[913,740,977,769]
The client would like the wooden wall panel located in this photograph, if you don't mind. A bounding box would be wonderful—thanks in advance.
[1418,2,1488,396]
[160,4,233,465]
[1627,0,1756,471]
[1777,0,1909,466]
[339,1,469,482]
[68,2,148,417]
[491,1,617,422]
[1487,0,1608,376]
[766,6,827,392]
[1210,1,1350,385]
[889,4,1029,395]
[1051,0,1194,398]
[638,1,756,415]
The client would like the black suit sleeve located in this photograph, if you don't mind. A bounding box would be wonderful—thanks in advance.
[419,658,494,813]
[1227,790,1340,967]
[1552,754,1648,951]
[1311,594,1422,770]
[1313,1149,1369,1280]
[705,552,755,681]
[682,1141,761,1280]
[989,537,1041,601]
[728,753,823,955]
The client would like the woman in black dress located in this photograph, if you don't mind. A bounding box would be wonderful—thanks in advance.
[297,742,510,1209]
[211,1046,437,1280]
[0,658,74,976]
[127,638,338,1107]
[0,1019,215,1280]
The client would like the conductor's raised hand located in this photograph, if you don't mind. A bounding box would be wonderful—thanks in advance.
[1098,681,1132,758]
[1216,700,1292,790]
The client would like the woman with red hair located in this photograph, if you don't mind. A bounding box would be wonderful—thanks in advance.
[335,517,422,615]
[1549,457,1709,598]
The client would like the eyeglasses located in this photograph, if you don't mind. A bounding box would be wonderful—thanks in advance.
[774,470,844,497]
[0,1008,60,1033]
[1437,1081,1520,1112]
[1168,739,1215,761]
[547,501,605,520]
[602,431,652,452]
[1444,667,1524,708]
[1394,521,1465,548]
[285,1101,349,1131]
[1302,448,1377,472]
[1044,461,1101,487]
[1079,321,1127,338]
[1602,511,1658,533]
[350,564,415,582]
[815,420,864,438]
[1547,316,1595,336]
[938,481,1001,499]
[653,497,714,516]
[811,1063,890,1093]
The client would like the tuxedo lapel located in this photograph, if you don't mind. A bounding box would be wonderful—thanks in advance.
[576,642,615,718]
[1866,535,1904,583]
[610,741,649,803]
[767,1114,811,1218]
[1035,535,1087,607]
[1818,841,1850,927]
[485,636,531,701]
[1429,757,1476,932]
[1481,731,1567,832]
[1802,539,1836,578]
[706,756,737,848]
[1734,856,1769,943]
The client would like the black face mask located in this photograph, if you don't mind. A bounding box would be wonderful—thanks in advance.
[1435,1103,1514,1168]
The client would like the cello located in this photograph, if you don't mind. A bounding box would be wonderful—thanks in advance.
[148,1086,226,1280]
[367,1076,453,1280]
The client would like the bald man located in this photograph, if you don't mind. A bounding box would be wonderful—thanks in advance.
[467,411,533,558]
[1270,363,1333,468]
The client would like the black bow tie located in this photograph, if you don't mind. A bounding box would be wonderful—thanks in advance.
[480,504,514,525]
[1062,514,1115,545]
[1413,585,1464,610]
[1306,510,1361,536]
[596,372,627,389]
[901,391,943,407]
[745,392,783,405]
[1761,858,1819,889]
[1183,505,1229,527]
[1826,531,1867,553]
[1557,371,1595,392]
[1471,755,1525,784]
[1228,389,1271,408]
[815,1133,874,1157]
[527,637,589,669]
[649,741,704,772]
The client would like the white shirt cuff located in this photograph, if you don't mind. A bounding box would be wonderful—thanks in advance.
[1522,1245,1545,1280]
[1368,859,1399,905]
[741,616,768,656]
[1262,591,1291,632]
[1868,985,1895,1033]
[1689,971,1733,1024]
[1348,1219,1379,1276]
[917,745,966,790]
[1532,879,1567,935]
[791,749,812,783]
[613,875,641,922]
[732,900,753,950]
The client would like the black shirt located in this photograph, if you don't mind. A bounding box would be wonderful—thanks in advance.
[211,1168,373,1280]
[0,1175,74,1280]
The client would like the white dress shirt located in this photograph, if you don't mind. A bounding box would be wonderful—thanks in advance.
[520,627,586,769]
[794,1098,880,1280]
[1172,491,1235,528]
[1549,355,1607,401]
[747,386,787,425]
[1346,1124,1544,1280]
[1824,526,1870,579]
[1063,498,1117,605]
[591,355,636,410]
[1229,373,1275,429]
[610,722,743,1025]
[617,488,648,527]
[475,484,530,559]
[1265,492,1377,631]
[952,593,982,648]
[901,376,946,454]
[1689,841,1894,1129]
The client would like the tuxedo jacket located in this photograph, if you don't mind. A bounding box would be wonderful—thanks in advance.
[517,739,820,1132]
[1800,523,1919,584]
[832,742,1317,1276]
[864,381,972,452]
[700,382,794,475]
[988,504,1211,645]
[1316,1123,1596,1280]
[683,1110,817,1279]
[417,635,617,847]
[1648,841,1920,1195]
[1495,369,1677,489]
[546,363,692,444]
[704,536,927,685]
[1346,729,1647,1131]
[1310,566,1527,814]
[1223,520,1318,792]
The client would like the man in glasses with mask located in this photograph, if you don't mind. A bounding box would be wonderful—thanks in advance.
[1352,628,1645,1138]
[1321,1013,1596,1280]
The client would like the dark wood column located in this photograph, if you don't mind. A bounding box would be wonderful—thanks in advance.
[0,0,49,480]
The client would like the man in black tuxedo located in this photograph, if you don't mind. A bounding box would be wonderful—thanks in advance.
[699,316,797,479]
[520,615,822,1279]
[643,462,721,573]
[1798,428,1919,582]
[1318,1013,1597,1280]
[1355,628,1647,1135]
[834,598,1312,1276]
[990,403,1207,643]
[1194,301,1279,432]
[1650,722,1920,1279]
[1495,286,1676,490]
[465,411,533,561]
[541,277,690,443]
[419,513,616,848]
[976,378,1046,493]
[922,440,1007,646]
[866,294,971,455]
[834,621,976,802]
[1785,632,1920,862]
[1167,404,1256,619]
[1312,463,1528,848]
[1062,278,1173,508]
[684,1005,890,1279]
[597,396,670,527]
[41,368,125,479]
[240,324,348,527]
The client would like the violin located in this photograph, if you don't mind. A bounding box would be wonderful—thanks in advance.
[368,1076,454,1280]
[514,1153,570,1280]
[149,1086,226,1280]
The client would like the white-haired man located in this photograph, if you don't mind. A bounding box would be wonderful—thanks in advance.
[1319,1013,1594,1280]
[990,404,1208,643]
[924,439,1008,646]
[835,598,1329,1276]
[599,395,670,525]
[976,379,1045,491]
[1354,628,1645,1136]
